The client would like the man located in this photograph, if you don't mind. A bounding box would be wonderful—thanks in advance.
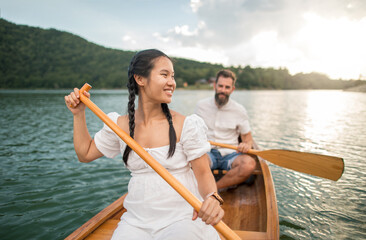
[195,69,256,190]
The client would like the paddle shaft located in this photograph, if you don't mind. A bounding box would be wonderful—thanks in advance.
[208,141,259,155]
[209,141,344,181]
[78,84,241,240]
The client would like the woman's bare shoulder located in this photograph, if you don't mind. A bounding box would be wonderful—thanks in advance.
[171,110,186,124]
[170,110,186,140]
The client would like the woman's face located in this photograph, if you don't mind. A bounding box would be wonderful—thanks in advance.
[143,56,176,103]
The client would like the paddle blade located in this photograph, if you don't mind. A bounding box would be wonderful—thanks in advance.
[254,149,344,181]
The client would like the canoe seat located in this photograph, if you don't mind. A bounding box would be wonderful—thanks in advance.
[212,169,262,176]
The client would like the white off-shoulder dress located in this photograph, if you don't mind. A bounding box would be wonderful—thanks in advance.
[94,113,220,240]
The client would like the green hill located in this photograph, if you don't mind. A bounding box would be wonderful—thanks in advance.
[0,18,223,89]
[0,18,364,89]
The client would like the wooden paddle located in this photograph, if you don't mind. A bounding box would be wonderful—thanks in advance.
[77,84,241,240]
[209,141,344,181]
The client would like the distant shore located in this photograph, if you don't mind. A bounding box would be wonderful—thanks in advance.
[344,84,366,92]
[1,84,366,92]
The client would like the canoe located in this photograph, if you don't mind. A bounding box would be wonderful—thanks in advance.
[65,156,279,240]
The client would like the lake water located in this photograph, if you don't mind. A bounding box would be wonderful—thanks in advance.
[0,89,365,240]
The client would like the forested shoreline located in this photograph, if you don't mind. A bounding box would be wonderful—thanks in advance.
[1,18,364,89]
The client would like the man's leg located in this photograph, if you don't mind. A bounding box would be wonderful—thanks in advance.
[206,149,220,170]
[216,154,256,190]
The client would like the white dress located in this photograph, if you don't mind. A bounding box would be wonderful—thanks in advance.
[94,113,220,240]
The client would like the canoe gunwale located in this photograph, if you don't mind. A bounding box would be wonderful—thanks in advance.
[65,194,127,240]
[258,157,279,239]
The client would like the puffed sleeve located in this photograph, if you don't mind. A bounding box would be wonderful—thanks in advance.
[94,112,124,158]
[180,114,211,162]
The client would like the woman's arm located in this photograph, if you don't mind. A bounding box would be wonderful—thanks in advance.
[65,88,103,163]
[190,154,224,226]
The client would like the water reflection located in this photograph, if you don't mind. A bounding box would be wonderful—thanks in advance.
[301,91,347,153]
[230,90,366,239]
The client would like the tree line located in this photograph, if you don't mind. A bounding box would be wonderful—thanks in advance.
[1,18,364,89]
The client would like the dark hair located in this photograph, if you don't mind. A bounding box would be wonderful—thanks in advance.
[216,69,237,86]
[123,49,177,165]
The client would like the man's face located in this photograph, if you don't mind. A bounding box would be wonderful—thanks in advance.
[214,76,235,107]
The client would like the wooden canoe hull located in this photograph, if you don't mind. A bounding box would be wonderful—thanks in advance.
[65,158,279,240]
[214,158,279,240]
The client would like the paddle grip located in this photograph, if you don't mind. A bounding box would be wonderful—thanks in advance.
[80,83,92,93]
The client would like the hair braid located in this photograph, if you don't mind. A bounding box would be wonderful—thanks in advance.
[122,76,137,165]
[161,103,176,158]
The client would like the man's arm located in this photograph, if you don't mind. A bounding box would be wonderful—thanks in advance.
[237,132,253,153]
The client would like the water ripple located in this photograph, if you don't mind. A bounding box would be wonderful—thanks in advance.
[1,89,365,240]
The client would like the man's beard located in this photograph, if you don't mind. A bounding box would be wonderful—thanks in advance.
[215,92,229,107]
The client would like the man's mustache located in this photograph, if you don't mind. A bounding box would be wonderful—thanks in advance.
[216,92,229,98]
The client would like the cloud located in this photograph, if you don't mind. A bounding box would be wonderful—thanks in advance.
[3,0,364,78]
[190,0,203,13]
[155,0,366,79]
[174,0,366,46]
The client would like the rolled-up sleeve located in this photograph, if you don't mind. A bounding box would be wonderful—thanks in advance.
[237,107,251,134]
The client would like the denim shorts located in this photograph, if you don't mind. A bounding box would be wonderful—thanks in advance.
[207,149,242,170]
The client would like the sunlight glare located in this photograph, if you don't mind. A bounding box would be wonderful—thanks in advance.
[302,91,348,151]
[296,13,366,79]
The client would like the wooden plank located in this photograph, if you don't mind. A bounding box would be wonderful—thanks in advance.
[85,232,112,240]
[218,157,278,239]
[234,230,268,239]
[212,165,262,176]
[92,220,119,234]
[217,158,266,231]
[84,220,119,240]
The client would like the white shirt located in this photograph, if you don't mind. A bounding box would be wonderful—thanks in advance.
[195,97,251,156]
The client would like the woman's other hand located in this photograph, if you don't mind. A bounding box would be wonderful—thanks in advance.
[192,196,224,226]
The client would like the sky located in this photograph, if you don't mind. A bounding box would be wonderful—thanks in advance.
[1,0,366,80]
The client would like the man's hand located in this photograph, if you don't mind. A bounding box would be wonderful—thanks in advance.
[237,142,251,153]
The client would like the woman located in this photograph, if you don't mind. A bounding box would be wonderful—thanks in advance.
[64,49,224,239]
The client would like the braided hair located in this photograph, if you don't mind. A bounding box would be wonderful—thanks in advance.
[123,49,177,165]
